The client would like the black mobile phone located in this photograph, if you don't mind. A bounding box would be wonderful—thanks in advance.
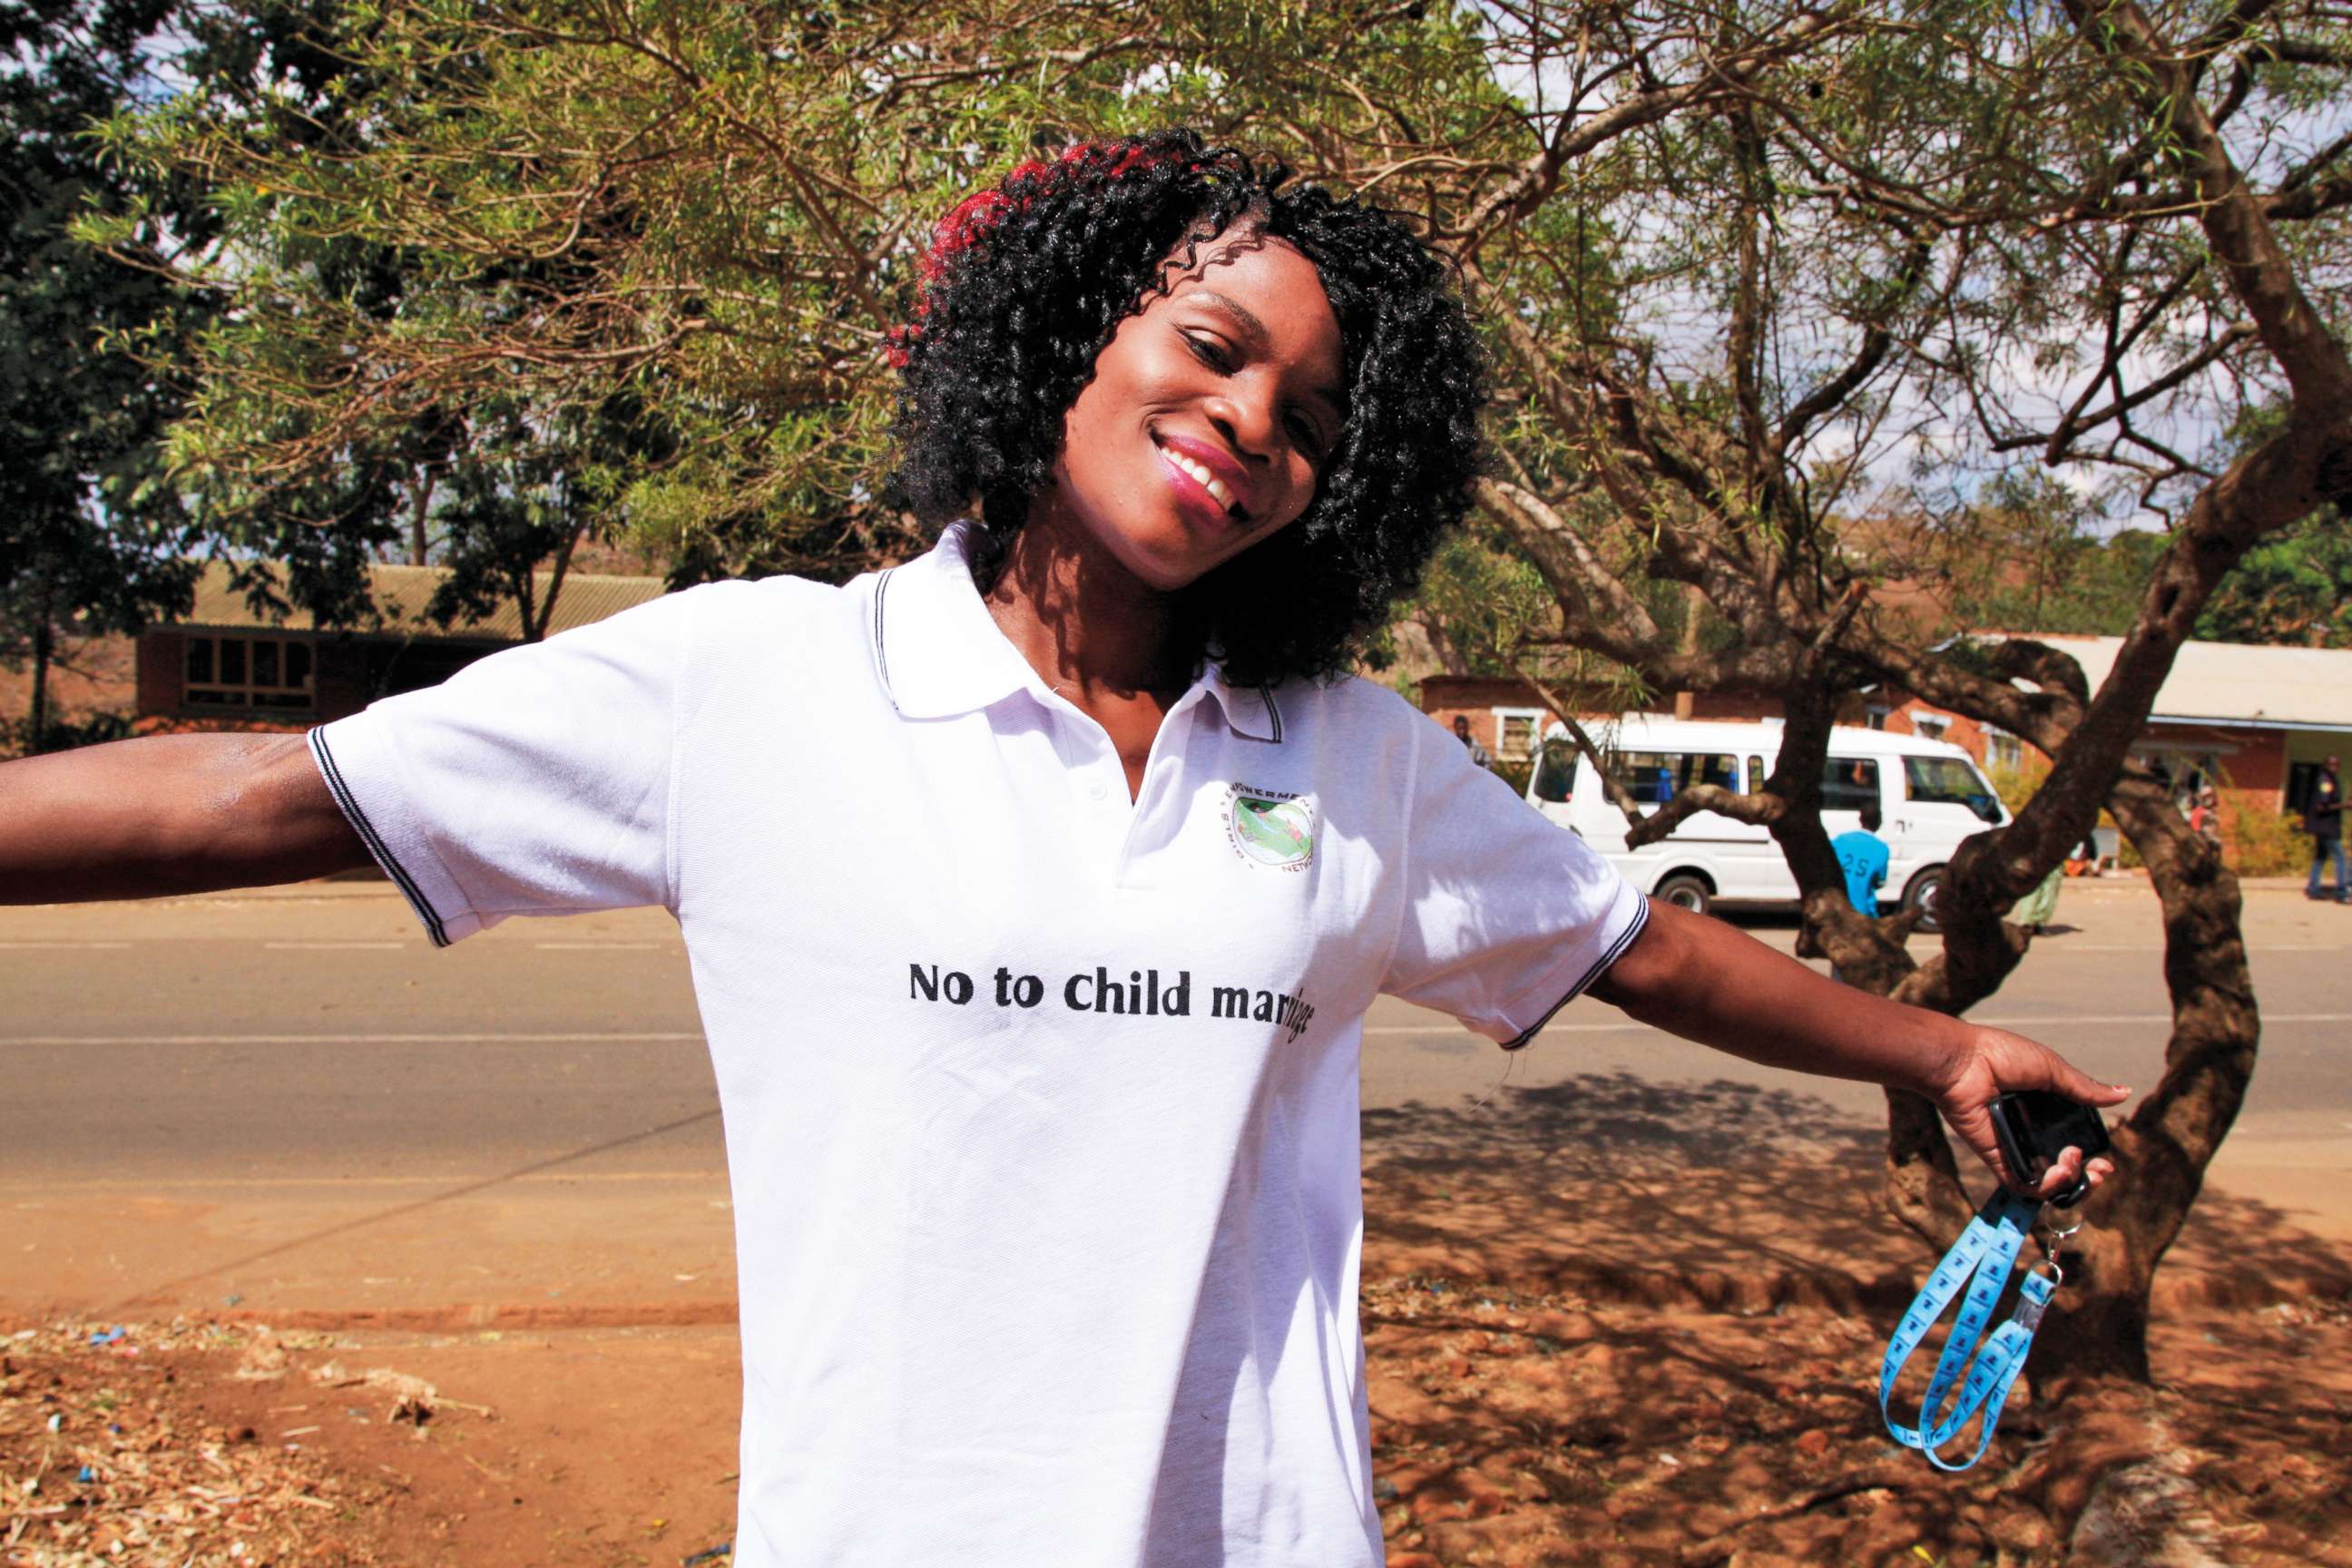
[1989,1090,2112,1209]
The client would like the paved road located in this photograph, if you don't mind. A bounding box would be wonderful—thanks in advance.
[4,877,2346,1318]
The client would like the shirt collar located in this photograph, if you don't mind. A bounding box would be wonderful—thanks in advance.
[1200,665,1286,742]
[870,522,1285,743]
[870,524,1033,719]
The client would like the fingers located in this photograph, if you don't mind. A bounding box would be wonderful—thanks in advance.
[2035,1148,2083,1200]
[1976,1025,2132,1107]
[2030,1146,2117,1200]
[2043,1054,2132,1107]
[2079,1078,2133,1106]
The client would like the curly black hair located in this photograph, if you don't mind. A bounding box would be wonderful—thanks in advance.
[886,129,1487,687]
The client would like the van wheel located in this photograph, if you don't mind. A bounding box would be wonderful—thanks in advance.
[1655,873,1712,916]
[1903,867,1947,933]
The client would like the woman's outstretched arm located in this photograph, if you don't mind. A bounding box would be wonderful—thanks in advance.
[0,732,371,904]
[1588,898,2129,1198]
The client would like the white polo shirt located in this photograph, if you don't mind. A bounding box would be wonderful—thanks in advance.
[309,523,1646,1568]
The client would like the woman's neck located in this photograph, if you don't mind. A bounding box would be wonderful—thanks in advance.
[980,505,1191,706]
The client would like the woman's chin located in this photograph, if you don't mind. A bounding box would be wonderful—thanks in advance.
[1087,522,1231,593]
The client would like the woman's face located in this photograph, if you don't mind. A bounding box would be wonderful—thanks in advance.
[1045,227,1345,592]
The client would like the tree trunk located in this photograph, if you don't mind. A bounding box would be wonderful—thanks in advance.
[28,614,53,755]
[408,471,437,566]
[2031,758,2259,1387]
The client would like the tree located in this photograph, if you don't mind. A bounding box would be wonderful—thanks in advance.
[101,0,1518,589]
[89,0,676,636]
[2194,505,2352,646]
[1365,0,2352,1396]
[422,390,678,640]
[0,0,209,750]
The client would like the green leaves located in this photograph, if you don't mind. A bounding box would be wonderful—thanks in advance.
[97,0,1512,580]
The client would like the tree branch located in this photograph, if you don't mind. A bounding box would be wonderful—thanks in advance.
[1623,781,1782,848]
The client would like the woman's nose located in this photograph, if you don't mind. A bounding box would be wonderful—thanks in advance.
[1204,384,1279,461]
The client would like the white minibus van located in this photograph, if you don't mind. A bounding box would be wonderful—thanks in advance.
[1523,716,2008,929]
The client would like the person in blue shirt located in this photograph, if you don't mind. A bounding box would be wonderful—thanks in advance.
[1834,801,1892,918]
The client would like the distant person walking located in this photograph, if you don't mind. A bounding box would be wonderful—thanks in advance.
[1452,714,1494,770]
[1833,802,1891,918]
[2308,755,2347,903]
[1828,803,1892,985]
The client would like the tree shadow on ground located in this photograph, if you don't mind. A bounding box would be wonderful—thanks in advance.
[1359,1277,2352,1568]
[1357,1075,2352,1566]
[1360,1073,2351,1314]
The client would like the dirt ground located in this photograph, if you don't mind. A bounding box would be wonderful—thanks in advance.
[5,1220,2347,1567]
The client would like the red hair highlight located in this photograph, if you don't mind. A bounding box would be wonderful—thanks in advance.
[888,141,1181,367]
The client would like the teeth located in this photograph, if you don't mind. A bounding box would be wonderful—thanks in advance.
[1168,450,1236,510]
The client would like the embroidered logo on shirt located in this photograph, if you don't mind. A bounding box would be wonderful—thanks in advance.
[1225,785,1315,871]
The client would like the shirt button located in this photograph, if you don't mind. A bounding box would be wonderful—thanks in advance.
[1086,780,1108,801]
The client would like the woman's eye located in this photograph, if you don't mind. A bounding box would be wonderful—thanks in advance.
[1184,334,1233,371]
[1289,414,1327,459]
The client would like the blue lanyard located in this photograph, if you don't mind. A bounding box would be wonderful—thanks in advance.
[1879,1191,2065,1472]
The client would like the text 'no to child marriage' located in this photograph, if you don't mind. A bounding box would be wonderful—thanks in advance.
[909,962,1317,1042]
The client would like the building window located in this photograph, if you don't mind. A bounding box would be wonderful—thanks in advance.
[1494,708,1545,763]
[1913,713,1950,742]
[1985,729,2024,769]
[185,634,314,710]
[1865,706,1890,730]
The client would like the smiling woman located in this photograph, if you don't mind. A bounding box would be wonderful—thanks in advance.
[887,129,1486,687]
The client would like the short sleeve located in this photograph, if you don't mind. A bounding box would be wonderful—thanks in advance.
[1379,720,1649,1046]
[306,588,699,946]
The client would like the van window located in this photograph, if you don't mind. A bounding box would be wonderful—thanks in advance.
[1608,750,1740,807]
[1747,754,1765,792]
[1531,737,1576,803]
[1821,758,1881,812]
[1905,755,2003,823]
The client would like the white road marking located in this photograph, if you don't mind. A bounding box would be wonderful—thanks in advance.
[0,942,132,950]
[262,941,407,951]
[0,1170,726,1192]
[1968,1013,2351,1026]
[2063,943,2344,953]
[1366,1012,2352,1041]
[0,1032,705,1047]
[1365,1022,1645,1036]
[10,1015,2346,1052]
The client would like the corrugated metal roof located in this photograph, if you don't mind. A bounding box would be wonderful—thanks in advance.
[173,561,669,642]
[2002,634,2352,730]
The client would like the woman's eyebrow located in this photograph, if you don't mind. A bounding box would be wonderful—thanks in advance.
[1185,290,1347,416]
[1186,289,1271,346]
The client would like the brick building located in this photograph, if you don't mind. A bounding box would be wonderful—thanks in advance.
[1415,676,1557,771]
[1939,634,2351,818]
[133,562,668,730]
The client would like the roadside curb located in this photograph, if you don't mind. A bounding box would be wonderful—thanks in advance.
[69,1259,2336,1338]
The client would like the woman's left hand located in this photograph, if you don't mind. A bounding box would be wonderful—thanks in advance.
[1921,1024,2131,1200]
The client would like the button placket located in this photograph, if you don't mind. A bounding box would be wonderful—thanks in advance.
[1111,691,1214,886]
